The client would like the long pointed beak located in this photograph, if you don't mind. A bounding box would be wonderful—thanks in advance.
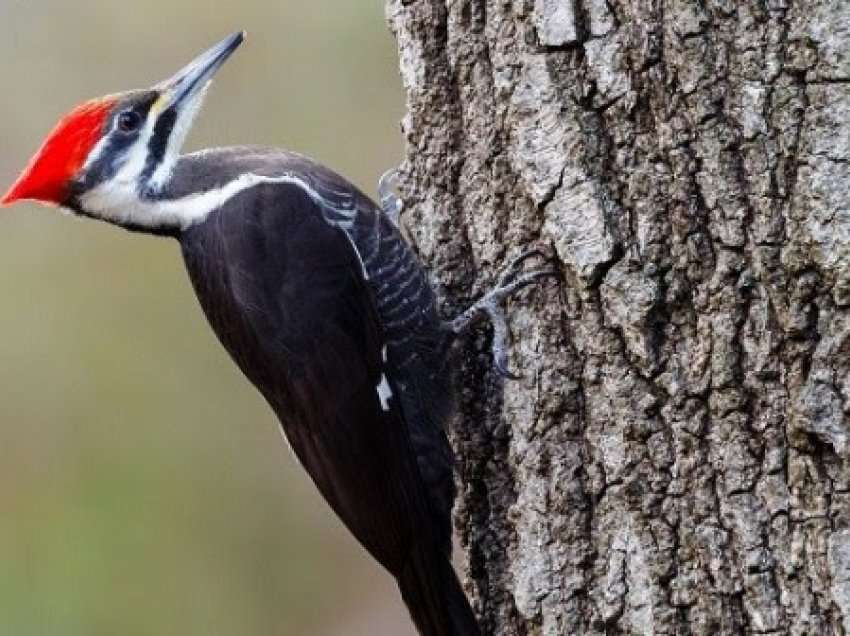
[157,31,245,110]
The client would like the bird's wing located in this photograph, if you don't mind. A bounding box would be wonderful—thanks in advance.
[209,182,440,573]
[283,162,459,553]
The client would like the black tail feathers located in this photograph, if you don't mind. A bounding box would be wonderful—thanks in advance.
[397,546,481,636]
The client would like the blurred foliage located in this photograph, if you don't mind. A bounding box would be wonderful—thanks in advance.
[0,1,412,634]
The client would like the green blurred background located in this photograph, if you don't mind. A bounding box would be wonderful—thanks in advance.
[0,2,413,634]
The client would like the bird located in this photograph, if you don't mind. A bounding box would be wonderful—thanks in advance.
[1,32,554,635]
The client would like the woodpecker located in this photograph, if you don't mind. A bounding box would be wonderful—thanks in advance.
[1,33,554,635]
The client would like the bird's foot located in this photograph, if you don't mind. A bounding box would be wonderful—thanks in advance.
[377,168,403,226]
[449,249,559,379]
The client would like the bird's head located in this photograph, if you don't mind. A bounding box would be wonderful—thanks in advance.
[1,32,244,225]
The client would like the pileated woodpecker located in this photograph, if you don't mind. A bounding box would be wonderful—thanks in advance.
[1,33,553,635]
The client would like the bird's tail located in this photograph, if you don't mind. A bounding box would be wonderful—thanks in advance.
[397,544,481,636]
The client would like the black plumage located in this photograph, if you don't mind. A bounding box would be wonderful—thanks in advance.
[175,149,475,634]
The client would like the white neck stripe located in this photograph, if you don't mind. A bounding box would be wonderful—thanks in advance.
[78,172,354,233]
[148,85,210,193]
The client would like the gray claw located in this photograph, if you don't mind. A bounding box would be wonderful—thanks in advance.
[378,168,403,226]
[494,357,522,381]
[449,250,559,379]
[498,249,548,285]
[484,300,521,380]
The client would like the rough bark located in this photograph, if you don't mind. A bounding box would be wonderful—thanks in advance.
[387,1,850,634]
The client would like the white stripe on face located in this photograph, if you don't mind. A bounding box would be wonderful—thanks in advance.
[109,100,162,187]
[81,93,163,192]
[147,84,210,192]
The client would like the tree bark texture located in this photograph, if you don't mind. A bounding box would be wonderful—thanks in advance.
[387,1,850,634]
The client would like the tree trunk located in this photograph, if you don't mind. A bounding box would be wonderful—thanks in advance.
[386,1,850,634]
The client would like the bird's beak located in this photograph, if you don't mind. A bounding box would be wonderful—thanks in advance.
[156,31,245,112]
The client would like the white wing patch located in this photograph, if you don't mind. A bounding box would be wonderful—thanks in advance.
[376,372,393,412]
[376,346,393,411]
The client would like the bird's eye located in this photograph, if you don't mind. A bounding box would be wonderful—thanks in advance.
[117,111,142,133]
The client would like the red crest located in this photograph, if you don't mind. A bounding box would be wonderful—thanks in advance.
[1,97,117,206]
